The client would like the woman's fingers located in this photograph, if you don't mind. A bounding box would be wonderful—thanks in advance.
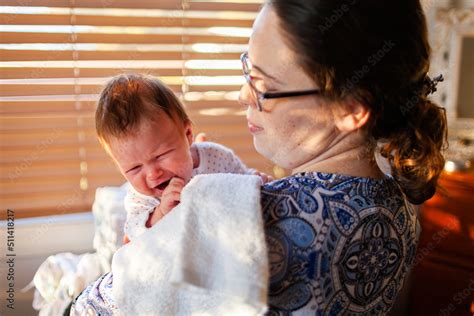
[195,132,207,143]
[251,170,274,184]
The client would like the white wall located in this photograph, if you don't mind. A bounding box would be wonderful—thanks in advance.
[0,213,94,316]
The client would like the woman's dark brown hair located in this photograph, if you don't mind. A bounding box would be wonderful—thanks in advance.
[269,0,448,204]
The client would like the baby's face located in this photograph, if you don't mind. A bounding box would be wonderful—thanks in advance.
[107,114,194,198]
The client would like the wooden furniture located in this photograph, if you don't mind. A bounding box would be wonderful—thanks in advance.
[409,170,474,315]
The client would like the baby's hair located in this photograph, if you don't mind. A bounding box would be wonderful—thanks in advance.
[96,73,189,143]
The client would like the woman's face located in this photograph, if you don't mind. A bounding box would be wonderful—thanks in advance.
[239,5,340,171]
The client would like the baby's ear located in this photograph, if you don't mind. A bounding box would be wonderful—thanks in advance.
[334,98,370,132]
[184,120,193,145]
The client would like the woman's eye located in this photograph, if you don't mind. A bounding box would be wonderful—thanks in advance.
[254,80,268,92]
[254,80,276,93]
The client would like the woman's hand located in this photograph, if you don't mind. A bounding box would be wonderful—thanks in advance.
[252,170,274,184]
[194,132,207,143]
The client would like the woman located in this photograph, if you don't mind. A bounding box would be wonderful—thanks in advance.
[72,0,447,314]
[240,0,446,313]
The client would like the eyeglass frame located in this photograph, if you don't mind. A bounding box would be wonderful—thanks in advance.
[240,52,322,111]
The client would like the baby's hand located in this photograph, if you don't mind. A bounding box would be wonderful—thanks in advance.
[160,177,185,212]
[146,177,185,227]
[252,170,274,184]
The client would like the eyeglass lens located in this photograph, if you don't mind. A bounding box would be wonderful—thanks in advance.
[242,54,263,111]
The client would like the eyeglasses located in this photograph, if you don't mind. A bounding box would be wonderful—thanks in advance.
[240,52,321,111]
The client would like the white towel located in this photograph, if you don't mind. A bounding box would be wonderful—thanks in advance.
[112,174,269,316]
[92,183,128,272]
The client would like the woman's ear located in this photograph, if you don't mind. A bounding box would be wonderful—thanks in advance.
[334,98,371,132]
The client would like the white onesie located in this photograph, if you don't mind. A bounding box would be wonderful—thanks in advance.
[123,141,255,240]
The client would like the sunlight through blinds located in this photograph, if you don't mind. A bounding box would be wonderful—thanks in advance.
[0,0,269,219]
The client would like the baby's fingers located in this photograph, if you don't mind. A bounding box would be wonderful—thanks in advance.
[161,191,181,211]
[166,191,181,203]
[161,177,184,195]
[167,177,185,190]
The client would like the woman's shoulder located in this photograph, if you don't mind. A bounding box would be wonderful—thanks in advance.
[260,172,416,234]
[260,171,417,235]
[261,172,406,212]
[261,172,420,314]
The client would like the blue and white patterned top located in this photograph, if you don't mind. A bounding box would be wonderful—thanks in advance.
[71,172,420,316]
[262,172,420,315]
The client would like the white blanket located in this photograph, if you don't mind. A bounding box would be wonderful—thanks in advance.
[112,174,269,315]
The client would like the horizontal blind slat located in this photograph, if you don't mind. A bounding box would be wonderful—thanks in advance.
[0,50,243,62]
[0,14,254,28]
[0,84,182,96]
[0,149,110,164]
[0,0,183,9]
[0,108,247,123]
[0,85,240,96]
[0,68,185,79]
[0,1,262,10]
[0,32,249,44]
[0,96,242,116]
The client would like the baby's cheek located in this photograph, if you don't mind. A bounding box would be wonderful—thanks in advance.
[172,155,194,181]
[184,159,195,182]
[130,174,151,195]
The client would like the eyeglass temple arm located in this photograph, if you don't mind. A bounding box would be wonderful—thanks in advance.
[263,89,321,99]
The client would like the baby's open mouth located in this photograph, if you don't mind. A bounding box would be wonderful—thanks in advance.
[155,179,171,191]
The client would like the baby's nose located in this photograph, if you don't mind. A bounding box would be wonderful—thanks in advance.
[147,167,163,181]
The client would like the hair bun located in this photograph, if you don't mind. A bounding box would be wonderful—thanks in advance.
[381,99,447,204]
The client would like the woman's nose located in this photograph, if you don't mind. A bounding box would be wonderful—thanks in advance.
[238,84,257,110]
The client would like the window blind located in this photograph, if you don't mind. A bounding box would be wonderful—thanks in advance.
[0,0,274,219]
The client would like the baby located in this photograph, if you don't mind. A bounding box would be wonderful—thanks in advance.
[96,73,272,241]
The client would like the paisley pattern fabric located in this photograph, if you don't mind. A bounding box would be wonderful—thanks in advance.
[70,272,117,316]
[262,172,420,315]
